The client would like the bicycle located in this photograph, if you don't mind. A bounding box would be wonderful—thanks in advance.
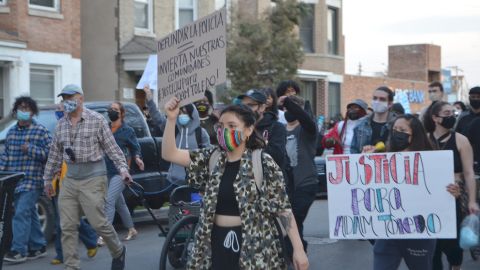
[127,182,201,270]
[158,186,201,270]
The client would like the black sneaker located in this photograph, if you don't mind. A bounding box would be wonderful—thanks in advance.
[111,246,126,270]
[3,251,27,263]
[27,246,47,260]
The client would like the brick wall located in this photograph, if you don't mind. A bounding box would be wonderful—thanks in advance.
[316,79,328,116]
[342,75,429,115]
[388,44,441,82]
[0,0,81,58]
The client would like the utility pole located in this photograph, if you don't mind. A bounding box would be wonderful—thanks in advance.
[358,62,362,76]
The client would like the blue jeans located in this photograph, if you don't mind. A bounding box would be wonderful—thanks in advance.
[52,197,98,261]
[11,189,46,256]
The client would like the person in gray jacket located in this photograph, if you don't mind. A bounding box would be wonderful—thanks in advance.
[143,86,210,186]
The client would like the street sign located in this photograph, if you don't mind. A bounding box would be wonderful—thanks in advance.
[326,151,457,239]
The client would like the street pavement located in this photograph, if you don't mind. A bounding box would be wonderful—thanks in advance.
[4,200,479,270]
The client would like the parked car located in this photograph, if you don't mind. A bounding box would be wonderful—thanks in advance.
[0,102,170,241]
[315,156,327,198]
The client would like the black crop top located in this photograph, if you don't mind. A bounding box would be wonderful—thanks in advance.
[436,132,463,173]
[215,160,241,216]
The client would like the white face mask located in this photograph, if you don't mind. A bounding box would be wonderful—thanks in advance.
[372,100,389,113]
[429,92,442,102]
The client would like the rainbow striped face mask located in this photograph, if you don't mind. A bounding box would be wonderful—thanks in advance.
[216,127,245,152]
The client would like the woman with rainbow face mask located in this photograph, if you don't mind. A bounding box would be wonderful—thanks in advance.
[161,98,309,270]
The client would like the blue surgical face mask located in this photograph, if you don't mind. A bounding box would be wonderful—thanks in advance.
[63,99,78,113]
[55,111,64,120]
[17,110,31,121]
[178,114,191,126]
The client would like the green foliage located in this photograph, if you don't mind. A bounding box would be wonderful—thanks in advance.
[225,0,305,101]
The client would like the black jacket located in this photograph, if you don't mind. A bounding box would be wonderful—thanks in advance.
[256,111,287,168]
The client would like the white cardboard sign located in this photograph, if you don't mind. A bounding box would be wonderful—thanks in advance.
[157,8,226,109]
[326,151,457,239]
[136,55,158,91]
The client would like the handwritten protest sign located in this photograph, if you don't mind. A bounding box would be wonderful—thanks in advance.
[326,151,457,239]
[157,8,226,109]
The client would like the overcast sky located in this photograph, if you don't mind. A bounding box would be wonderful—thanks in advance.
[343,0,480,88]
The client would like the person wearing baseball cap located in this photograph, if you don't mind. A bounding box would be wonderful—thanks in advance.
[44,84,131,270]
[57,84,84,97]
[322,99,368,154]
[238,88,287,178]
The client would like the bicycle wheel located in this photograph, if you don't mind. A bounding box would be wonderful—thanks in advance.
[159,215,199,270]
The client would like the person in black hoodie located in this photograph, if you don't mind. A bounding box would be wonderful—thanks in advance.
[280,95,318,256]
[195,90,219,145]
[238,89,287,172]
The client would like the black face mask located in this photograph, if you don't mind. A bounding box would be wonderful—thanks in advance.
[195,102,210,113]
[284,111,297,123]
[439,115,456,129]
[390,130,411,151]
[347,111,361,120]
[470,99,480,109]
[108,109,120,122]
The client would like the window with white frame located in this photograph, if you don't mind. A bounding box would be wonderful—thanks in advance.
[328,82,341,118]
[327,6,339,55]
[29,0,60,12]
[0,0,7,6]
[177,0,197,29]
[300,80,317,115]
[299,4,314,53]
[30,67,56,106]
[134,0,153,32]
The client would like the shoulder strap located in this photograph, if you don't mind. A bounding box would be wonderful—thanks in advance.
[208,149,221,173]
[252,149,264,189]
[195,126,203,148]
[208,149,264,186]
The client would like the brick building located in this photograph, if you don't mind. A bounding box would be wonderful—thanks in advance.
[342,44,441,116]
[0,0,81,119]
[236,0,345,117]
[81,0,218,106]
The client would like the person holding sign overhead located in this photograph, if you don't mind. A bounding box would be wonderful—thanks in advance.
[161,97,309,270]
[363,114,459,270]
[143,85,210,188]
[423,101,479,270]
